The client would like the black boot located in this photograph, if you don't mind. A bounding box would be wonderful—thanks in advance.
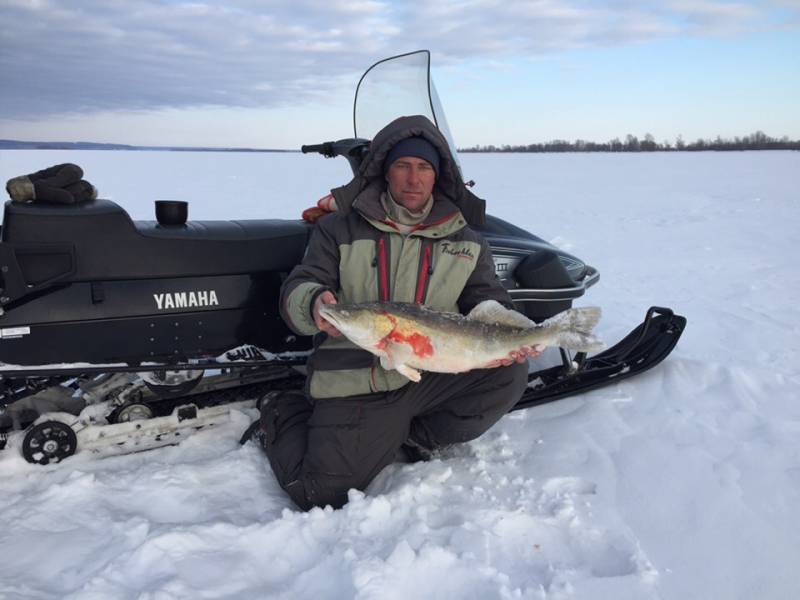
[238,390,284,449]
[397,437,436,463]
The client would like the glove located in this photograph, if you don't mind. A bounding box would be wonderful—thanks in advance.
[5,163,98,205]
[301,193,338,223]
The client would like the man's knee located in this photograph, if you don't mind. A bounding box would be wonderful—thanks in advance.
[410,362,528,448]
[497,361,529,411]
[287,472,357,511]
[259,391,313,490]
[275,397,395,510]
[463,361,529,418]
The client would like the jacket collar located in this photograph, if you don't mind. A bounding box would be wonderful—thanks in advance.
[355,186,467,238]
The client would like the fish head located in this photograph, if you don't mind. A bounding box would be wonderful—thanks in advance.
[318,304,395,348]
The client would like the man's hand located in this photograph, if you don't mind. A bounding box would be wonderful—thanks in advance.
[486,344,544,368]
[313,291,342,336]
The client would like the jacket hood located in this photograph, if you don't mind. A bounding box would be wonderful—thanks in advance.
[330,115,487,226]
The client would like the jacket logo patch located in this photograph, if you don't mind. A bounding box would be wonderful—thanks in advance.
[440,242,475,261]
[154,290,219,310]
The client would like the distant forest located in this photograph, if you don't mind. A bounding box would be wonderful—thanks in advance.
[460,131,800,153]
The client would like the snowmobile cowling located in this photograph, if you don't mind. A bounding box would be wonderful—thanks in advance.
[0,198,312,365]
[1,199,310,284]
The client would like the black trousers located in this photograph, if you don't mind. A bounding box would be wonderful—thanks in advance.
[260,362,528,510]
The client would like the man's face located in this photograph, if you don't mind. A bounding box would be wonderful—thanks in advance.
[386,156,436,213]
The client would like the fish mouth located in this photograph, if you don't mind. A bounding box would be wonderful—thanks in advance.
[318,304,343,327]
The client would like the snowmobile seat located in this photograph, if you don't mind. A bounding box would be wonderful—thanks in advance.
[1,199,311,283]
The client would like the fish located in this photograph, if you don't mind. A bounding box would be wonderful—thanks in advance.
[318,300,604,382]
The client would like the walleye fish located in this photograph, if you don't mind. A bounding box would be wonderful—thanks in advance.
[318,300,604,382]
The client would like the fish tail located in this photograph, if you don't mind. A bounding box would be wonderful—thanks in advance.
[544,306,605,353]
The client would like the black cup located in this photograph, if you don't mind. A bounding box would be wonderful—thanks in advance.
[155,200,188,226]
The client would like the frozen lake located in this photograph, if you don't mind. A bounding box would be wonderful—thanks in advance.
[1,149,799,599]
[2,148,797,226]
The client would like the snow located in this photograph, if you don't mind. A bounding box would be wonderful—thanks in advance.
[1,149,799,599]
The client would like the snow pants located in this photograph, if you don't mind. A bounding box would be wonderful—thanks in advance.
[260,362,528,510]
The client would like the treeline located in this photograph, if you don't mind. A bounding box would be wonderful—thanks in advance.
[0,139,290,152]
[460,131,800,153]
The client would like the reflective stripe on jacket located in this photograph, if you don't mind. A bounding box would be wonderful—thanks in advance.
[280,193,511,399]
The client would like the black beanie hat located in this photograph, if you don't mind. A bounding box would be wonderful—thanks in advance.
[383,137,440,177]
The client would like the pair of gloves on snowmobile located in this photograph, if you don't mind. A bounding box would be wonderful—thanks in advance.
[5,163,97,205]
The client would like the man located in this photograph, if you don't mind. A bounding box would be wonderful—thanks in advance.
[257,115,535,510]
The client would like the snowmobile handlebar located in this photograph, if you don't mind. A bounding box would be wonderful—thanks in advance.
[300,138,371,176]
[300,142,336,157]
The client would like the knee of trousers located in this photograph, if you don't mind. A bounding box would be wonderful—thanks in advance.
[288,472,359,511]
[509,361,530,396]
[479,361,530,415]
[414,362,529,446]
[457,362,529,432]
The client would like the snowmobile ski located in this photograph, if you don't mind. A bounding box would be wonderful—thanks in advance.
[513,306,686,410]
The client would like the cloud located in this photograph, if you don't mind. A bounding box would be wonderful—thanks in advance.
[0,0,789,120]
[664,0,762,34]
[0,0,399,119]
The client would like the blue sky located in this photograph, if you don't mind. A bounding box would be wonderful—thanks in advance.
[1,0,797,149]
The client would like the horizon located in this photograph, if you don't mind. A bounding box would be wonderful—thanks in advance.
[2,129,797,153]
[1,1,798,149]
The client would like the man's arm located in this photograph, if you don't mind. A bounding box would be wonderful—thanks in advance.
[280,216,341,336]
[456,236,513,315]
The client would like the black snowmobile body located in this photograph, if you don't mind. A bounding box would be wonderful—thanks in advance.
[0,198,311,366]
[0,50,685,463]
[0,197,597,367]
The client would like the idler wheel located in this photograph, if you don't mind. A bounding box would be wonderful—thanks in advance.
[22,421,77,465]
[109,402,155,424]
[140,369,203,398]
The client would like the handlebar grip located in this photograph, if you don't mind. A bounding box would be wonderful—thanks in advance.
[301,142,337,157]
[301,144,325,154]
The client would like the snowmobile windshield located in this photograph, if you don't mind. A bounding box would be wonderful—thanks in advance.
[353,50,462,175]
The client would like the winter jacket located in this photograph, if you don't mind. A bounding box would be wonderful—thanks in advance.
[280,116,511,399]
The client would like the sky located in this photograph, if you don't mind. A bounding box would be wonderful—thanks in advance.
[0,0,798,149]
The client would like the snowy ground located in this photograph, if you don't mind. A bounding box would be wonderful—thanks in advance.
[0,150,798,599]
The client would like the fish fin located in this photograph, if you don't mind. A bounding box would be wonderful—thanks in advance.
[396,364,422,382]
[382,342,421,382]
[545,306,606,353]
[555,332,605,353]
[466,300,536,328]
[385,340,413,365]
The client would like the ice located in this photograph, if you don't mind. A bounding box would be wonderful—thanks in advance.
[1,149,799,599]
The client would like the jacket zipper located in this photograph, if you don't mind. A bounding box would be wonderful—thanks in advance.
[377,236,390,301]
[414,241,433,304]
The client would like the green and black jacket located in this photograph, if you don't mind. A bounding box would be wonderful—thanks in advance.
[280,116,512,399]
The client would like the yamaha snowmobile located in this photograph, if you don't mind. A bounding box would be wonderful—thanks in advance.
[0,50,685,465]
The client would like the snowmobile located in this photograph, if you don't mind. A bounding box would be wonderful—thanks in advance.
[0,50,685,465]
